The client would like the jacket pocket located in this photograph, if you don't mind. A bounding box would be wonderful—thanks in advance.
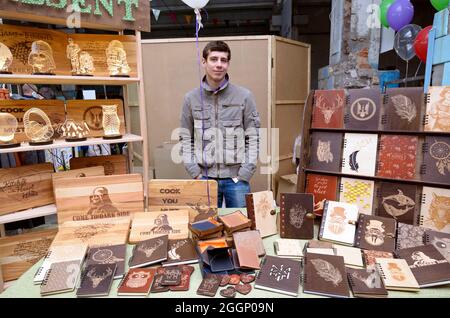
[222,119,244,165]
[220,103,242,121]
[192,104,211,120]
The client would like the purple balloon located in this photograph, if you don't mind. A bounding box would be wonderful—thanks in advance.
[387,0,414,31]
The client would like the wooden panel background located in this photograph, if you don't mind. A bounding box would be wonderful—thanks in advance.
[69,155,128,175]
[0,228,57,281]
[273,38,310,195]
[68,34,137,78]
[51,217,131,248]
[66,99,126,138]
[0,163,54,216]
[0,24,71,75]
[53,174,144,224]
[0,100,66,143]
[141,36,270,192]
[129,210,189,243]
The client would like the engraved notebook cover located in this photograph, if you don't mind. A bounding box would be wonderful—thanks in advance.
[341,133,378,177]
[346,267,388,298]
[311,89,345,128]
[354,214,396,252]
[384,87,423,131]
[376,182,419,225]
[34,243,88,285]
[319,200,358,246]
[129,235,168,268]
[218,210,252,233]
[375,258,419,291]
[196,273,221,297]
[255,255,302,297]
[280,193,314,239]
[40,260,81,296]
[245,191,277,238]
[396,244,450,287]
[419,186,450,233]
[377,135,418,180]
[162,238,199,266]
[396,223,426,250]
[233,230,266,257]
[303,253,350,298]
[421,135,450,185]
[362,250,393,267]
[424,230,450,262]
[76,263,117,297]
[85,244,126,279]
[308,132,343,172]
[305,173,338,217]
[117,268,156,296]
[274,239,305,258]
[339,177,374,215]
[344,88,381,130]
[424,86,450,132]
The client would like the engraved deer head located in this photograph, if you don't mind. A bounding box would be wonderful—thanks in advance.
[86,267,113,288]
[316,94,343,124]
[137,239,164,258]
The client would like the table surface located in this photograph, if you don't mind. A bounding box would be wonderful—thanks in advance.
[1,208,450,298]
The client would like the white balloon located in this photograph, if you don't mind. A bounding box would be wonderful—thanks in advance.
[181,0,209,9]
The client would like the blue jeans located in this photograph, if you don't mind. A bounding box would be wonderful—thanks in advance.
[202,177,251,208]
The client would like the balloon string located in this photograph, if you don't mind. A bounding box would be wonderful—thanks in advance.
[405,60,409,87]
[414,61,422,77]
[195,16,211,208]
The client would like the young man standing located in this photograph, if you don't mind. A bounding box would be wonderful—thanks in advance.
[180,41,260,208]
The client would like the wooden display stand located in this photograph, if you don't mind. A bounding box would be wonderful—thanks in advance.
[141,36,310,194]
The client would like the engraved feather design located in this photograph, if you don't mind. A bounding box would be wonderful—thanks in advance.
[310,258,342,286]
[391,95,416,123]
[349,150,359,172]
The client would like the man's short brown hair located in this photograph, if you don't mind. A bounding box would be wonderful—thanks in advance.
[203,41,231,61]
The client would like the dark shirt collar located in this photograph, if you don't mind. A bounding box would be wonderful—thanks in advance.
[201,74,229,94]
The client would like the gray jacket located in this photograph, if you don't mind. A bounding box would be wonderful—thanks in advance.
[179,77,260,182]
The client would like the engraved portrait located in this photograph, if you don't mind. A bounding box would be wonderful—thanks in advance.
[86,186,120,215]
[327,206,347,235]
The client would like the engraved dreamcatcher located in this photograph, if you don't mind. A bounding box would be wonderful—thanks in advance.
[429,140,450,176]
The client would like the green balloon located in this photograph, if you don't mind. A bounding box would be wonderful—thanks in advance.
[431,0,450,11]
[380,0,396,28]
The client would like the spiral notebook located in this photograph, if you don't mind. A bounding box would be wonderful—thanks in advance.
[85,244,126,279]
[339,177,374,215]
[311,89,345,128]
[419,186,450,233]
[319,200,359,246]
[396,223,426,250]
[76,263,117,297]
[375,258,419,292]
[305,173,338,217]
[382,87,423,131]
[420,136,450,185]
[347,267,388,298]
[279,193,314,239]
[40,260,81,296]
[354,214,396,252]
[424,86,450,132]
[341,133,378,177]
[344,88,381,130]
[424,230,450,262]
[308,132,343,172]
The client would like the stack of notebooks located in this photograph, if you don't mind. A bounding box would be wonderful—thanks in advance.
[189,218,224,240]
[218,210,252,236]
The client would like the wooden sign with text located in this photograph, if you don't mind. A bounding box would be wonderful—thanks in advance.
[0,0,150,32]
[0,163,54,216]
[53,173,144,224]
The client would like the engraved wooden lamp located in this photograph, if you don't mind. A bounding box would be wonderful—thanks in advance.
[23,107,54,145]
[0,113,20,148]
[0,42,13,74]
[28,40,56,75]
[106,40,130,77]
[102,104,122,139]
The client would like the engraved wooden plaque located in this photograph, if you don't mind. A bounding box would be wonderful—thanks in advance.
[69,155,128,175]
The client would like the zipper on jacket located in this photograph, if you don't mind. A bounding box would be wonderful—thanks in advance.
[215,94,220,178]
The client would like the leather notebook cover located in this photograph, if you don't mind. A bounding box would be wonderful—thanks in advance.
[196,273,221,297]
[305,173,338,217]
[344,88,381,130]
[76,263,117,297]
[421,135,450,185]
[308,132,343,172]
[311,89,345,128]
[383,87,423,131]
[162,238,199,266]
[129,235,168,268]
[279,193,314,239]
[233,230,266,257]
[354,214,396,252]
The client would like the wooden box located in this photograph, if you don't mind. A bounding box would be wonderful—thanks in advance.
[148,179,218,223]
[51,217,131,248]
[141,36,310,193]
[0,228,57,281]
[0,163,54,216]
[0,100,66,143]
[53,174,144,224]
[129,211,189,243]
[66,99,126,138]
[69,155,128,175]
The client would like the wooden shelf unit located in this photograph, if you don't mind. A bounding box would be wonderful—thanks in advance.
[0,74,140,86]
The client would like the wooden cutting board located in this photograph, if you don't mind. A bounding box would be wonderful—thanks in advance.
[69,155,128,175]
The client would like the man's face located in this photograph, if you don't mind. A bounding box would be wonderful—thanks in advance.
[203,51,229,84]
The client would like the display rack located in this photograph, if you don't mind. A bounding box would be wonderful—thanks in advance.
[0,15,150,235]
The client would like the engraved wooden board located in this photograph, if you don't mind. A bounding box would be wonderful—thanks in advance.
[129,211,189,243]
[67,34,137,78]
[0,99,66,143]
[148,179,218,223]
[0,228,57,281]
[0,24,71,75]
[65,99,126,138]
[53,174,144,224]
[69,155,128,175]
[52,166,105,198]
[52,217,131,248]
[0,163,54,216]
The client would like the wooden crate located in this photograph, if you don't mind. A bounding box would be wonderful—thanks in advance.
[69,155,128,175]
[52,217,131,248]
[0,99,66,143]
[148,179,218,222]
[0,228,57,281]
[0,163,54,216]
[65,99,126,138]
[129,211,189,243]
[53,174,144,224]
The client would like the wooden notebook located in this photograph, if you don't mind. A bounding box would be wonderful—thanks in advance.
[420,136,450,185]
[319,200,358,246]
[419,186,450,233]
[375,258,419,292]
[279,193,314,239]
[344,88,381,130]
[341,133,378,177]
[245,190,277,238]
[382,87,423,131]
[308,132,343,172]
[311,89,345,128]
[377,135,418,180]
[424,230,450,262]
[424,86,450,132]
[354,214,396,252]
